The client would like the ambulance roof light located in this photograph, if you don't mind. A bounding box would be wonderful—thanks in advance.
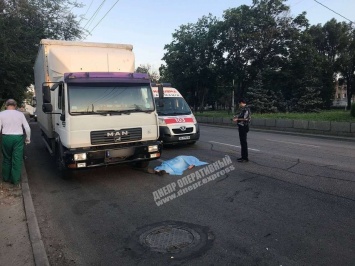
[151,83,171,87]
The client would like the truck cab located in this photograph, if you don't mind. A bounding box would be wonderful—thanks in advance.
[40,72,161,170]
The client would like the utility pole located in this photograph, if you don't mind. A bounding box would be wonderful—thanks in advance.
[232,79,235,115]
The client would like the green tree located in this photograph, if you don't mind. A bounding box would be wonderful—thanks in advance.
[288,75,323,112]
[336,24,355,110]
[308,19,349,108]
[158,64,174,83]
[0,0,85,106]
[246,72,277,113]
[136,64,160,83]
[160,1,354,113]
[218,0,308,100]
[162,14,220,110]
[217,4,254,99]
[279,27,322,110]
[291,86,323,112]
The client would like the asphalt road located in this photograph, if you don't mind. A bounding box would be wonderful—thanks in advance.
[24,123,355,266]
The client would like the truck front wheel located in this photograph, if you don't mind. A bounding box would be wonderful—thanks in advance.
[134,161,149,169]
[55,144,72,179]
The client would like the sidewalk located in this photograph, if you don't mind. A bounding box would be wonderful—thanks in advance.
[0,138,49,265]
[0,181,33,265]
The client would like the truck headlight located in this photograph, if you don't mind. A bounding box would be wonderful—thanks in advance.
[148,145,159,152]
[158,118,166,126]
[74,153,87,161]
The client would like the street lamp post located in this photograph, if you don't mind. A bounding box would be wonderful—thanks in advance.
[232,79,235,115]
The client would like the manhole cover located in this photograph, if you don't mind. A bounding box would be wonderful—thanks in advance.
[141,225,199,253]
[129,221,214,260]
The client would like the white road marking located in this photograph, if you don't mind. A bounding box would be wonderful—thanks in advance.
[209,141,260,152]
[266,139,320,148]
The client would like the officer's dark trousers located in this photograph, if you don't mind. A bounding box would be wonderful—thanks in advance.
[238,126,248,159]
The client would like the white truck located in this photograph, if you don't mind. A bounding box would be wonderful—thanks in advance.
[34,39,162,173]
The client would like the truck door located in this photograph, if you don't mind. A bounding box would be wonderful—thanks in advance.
[54,84,67,140]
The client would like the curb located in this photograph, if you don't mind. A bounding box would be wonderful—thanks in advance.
[21,163,50,266]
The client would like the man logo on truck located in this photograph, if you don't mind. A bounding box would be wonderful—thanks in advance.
[107,131,129,142]
[106,131,129,137]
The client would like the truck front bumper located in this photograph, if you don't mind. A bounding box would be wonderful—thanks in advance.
[63,141,162,168]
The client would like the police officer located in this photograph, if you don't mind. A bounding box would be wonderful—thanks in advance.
[233,98,251,162]
[0,99,31,186]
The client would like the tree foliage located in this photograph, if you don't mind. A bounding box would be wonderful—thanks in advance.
[307,20,350,108]
[335,24,355,110]
[246,72,277,113]
[0,0,85,106]
[136,64,160,83]
[162,14,220,110]
[161,0,355,113]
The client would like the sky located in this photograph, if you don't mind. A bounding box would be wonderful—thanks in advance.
[73,0,355,71]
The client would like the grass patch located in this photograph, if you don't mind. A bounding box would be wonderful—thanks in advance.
[194,110,355,122]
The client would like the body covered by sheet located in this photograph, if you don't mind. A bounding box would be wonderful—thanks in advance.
[154,155,208,175]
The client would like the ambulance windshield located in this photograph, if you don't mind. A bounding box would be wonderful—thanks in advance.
[155,97,192,115]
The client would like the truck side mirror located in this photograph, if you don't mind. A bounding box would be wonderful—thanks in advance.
[158,84,164,99]
[42,103,53,113]
[42,85,51,103]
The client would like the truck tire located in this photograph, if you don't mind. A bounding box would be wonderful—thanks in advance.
[134,160,150,169]
[55,144,72,179]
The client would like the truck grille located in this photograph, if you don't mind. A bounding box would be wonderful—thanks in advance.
[172,127,193,134]
[91,128,142,145]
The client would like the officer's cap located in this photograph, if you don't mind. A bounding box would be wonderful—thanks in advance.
[238,98,246,104]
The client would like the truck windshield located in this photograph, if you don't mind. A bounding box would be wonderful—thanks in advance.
[68,84,155,115]
[155,97,192,115]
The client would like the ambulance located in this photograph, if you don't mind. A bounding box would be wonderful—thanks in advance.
[152,84,200,145]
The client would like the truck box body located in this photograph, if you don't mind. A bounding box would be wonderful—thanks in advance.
[34,39,161,170]
[35,39,135,138]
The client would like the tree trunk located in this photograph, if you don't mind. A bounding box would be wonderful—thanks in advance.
[198,87,209,113]
[346,76,353,110]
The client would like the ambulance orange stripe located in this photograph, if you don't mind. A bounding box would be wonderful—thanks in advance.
[164,117,194,124]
